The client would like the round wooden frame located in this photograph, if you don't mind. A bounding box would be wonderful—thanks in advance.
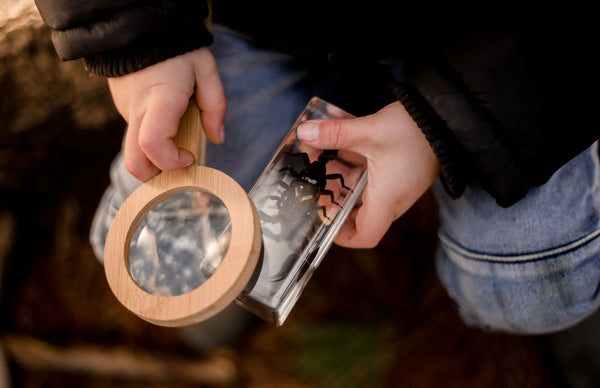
[103,103,261,327]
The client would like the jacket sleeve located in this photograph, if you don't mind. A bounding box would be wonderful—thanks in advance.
[396,18,600,207]
[35,0,213,77]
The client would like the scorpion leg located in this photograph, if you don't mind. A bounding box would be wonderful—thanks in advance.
[258,210,280,224]
[257,180,289,203]
[258,210,290,243]
[321,188,341,207]
[326,173,353,192]
[316,204,330,220]
[260,194,283,203]
[279,164,302,180]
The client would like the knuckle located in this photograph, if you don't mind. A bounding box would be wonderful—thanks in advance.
[124,157,160,182]
[329,120,347,149]
[203,97,227,118]
[213,97,227,113]
[138,137,175,170]
[137,132,155,154]
[124,157,145,179]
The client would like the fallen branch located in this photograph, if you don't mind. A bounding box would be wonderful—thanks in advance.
[2,334,237,385]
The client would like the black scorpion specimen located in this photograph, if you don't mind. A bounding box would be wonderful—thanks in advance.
[258,148,353,281]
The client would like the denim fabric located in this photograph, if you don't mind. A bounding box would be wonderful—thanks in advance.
[205,25,313,191]
[90,149,141,261]
[434,143,600,334]
[90,25,600,334]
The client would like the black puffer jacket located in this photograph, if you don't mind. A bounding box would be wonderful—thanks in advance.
[35,0,600,207]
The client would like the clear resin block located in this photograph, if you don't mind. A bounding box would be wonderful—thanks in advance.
[237,97,368,325]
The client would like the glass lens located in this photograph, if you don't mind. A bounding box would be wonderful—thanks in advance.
[128,190,231,296]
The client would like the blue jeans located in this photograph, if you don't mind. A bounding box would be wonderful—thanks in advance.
[434,144,600,334]
[90,24,600,334]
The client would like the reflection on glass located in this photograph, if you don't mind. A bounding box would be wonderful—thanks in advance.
[128,190,231,296]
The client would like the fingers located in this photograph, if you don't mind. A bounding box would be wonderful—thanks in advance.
[297,116,388,247]
[115,48,227,182]
[140,96,196,168]
[296,103,438,249]
[123,123,161,182]
[334,186,397,248]
[193,49,227,144]
[334,210,386,249]
[124,92,195,181]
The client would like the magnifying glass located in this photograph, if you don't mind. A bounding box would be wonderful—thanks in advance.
[104,101,262,327]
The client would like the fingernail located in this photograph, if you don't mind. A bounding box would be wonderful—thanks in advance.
[297,122,319,141]
[183,153,195,167]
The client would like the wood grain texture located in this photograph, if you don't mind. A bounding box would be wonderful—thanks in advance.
[104,102,261,327]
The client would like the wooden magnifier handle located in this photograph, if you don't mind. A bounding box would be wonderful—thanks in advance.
[175,101,207,166]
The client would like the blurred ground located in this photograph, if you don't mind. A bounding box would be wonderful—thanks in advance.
[0,3,595,387]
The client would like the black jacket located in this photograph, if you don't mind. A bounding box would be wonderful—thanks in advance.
[35,0,600,206]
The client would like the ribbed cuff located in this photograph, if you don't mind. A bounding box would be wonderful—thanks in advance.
[83,28,213,77]
[393,82,468,199]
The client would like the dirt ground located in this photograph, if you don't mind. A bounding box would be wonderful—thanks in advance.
[0,14,573,388]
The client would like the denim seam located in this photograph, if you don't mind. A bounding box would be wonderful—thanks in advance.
[438,228,600,263]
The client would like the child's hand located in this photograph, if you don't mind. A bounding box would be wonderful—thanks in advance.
[297,101,440,248]
[107,47,227,181]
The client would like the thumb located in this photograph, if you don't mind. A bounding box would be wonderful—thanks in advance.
[297,118,370,153]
